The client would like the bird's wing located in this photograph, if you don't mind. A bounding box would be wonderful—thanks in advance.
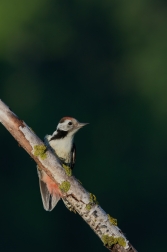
[71,143,76,169]
[37,167,60,211]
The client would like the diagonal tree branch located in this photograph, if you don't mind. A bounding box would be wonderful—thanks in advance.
[0,99,137,252]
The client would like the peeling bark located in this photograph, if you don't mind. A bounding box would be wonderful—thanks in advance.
[0,100,137,252]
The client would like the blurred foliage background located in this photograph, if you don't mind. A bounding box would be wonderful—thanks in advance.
[0,0,167,251]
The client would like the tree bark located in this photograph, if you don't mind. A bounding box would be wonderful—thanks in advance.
[0,100,137,252]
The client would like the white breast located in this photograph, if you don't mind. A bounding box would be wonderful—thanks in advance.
[49,136,73,162]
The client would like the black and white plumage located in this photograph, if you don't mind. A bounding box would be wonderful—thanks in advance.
[37,117,88,211]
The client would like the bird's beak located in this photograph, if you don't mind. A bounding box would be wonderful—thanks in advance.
[77,122,89,128]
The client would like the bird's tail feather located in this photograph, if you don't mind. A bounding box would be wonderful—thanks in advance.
[39,180,60,211]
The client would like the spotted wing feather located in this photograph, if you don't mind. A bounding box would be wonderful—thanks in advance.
[71,143,76,169]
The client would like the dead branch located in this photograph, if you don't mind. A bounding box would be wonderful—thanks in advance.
[0,99,137,252]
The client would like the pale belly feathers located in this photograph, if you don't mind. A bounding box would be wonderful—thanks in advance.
[49,137,73,163]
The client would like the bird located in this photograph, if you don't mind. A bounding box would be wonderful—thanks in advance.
[37,117,88,211]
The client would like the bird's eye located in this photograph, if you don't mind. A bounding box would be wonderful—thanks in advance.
[68,122,72,125]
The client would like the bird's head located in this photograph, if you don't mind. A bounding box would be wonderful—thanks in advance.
[57,117,88,137]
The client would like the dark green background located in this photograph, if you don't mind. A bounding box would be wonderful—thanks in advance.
[0,1,167,251]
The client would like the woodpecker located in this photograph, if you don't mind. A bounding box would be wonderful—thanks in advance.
[37,117,88,211]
